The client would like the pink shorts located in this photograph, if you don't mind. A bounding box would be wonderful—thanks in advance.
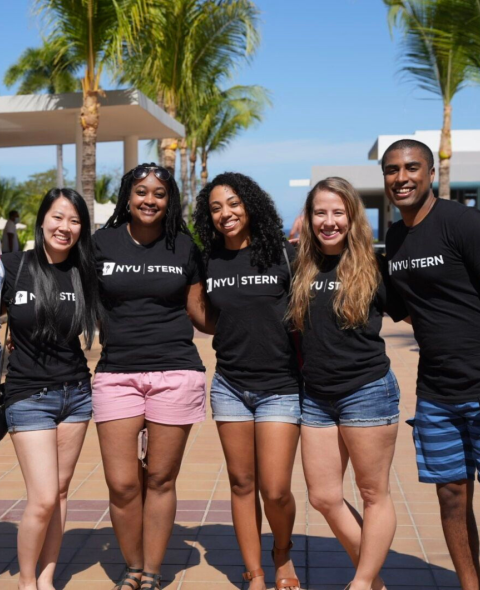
[92,370,206,425]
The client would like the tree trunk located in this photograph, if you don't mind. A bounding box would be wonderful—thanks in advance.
[200,150,208,188]
[56,145,64,188]
[180,138,189,222]
[438,103,452,200]
[156,92,165,166]
[161,139,178,175]
[189,140,197,204]
[80,90,100,229]
[158,98,178,175]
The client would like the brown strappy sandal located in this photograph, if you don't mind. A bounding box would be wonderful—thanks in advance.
[242,567,265,584]
[115,567,142,589]
[141,571,162,589]
[271,541,301,590]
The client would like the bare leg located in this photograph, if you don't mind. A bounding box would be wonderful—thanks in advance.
[217,421,265,590]
[437,480,480,590]
[256,422,300,590]
[97,416,145,588]
[11,430,59,590]
[142,422,191,579]
[301,426,386,590]
[341,424,398,590]
[37,421,89,590]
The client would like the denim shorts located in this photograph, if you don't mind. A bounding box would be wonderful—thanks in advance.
[210,372,301,424]
[6,380,92,433]
[411,397,480,484]
[301,369,400,428]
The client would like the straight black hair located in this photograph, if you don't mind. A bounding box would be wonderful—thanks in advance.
[103,162,190,249]
[31,188,102,348]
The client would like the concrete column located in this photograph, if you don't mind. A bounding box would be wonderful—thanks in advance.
[75,116,83,194]
[382,194,393,242]
[123,136,139,173]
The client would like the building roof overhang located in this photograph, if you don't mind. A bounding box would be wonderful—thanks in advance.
[0,89,184,148]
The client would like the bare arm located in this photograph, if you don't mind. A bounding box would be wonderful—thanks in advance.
[186,281,218,335]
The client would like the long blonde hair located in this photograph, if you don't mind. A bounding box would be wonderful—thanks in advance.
[287,177,380,331]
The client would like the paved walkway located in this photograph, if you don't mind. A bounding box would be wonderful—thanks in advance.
[0,318,475,589]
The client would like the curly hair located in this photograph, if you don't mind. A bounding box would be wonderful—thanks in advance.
[194,172,285,271]
[103,162,190,249]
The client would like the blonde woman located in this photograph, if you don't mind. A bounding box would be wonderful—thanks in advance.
[288,178,408,590]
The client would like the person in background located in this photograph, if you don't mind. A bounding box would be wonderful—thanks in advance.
[288,177,407,590]
[384,139,480,590]
[194,172,301,590]
[2,210,21,253]
[2,188,101,590]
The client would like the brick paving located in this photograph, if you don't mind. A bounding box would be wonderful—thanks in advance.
[0,318,476,588]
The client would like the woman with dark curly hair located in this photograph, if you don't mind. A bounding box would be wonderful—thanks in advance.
[92,163,213,590]
[194,172,301,590]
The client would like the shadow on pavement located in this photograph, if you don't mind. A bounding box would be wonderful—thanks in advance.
[0,521,460,588]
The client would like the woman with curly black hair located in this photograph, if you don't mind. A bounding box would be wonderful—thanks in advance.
[92,163,213,590]
[194,172,301,590]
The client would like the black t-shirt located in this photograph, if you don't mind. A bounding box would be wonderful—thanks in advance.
[206,242,299,394]
[93,224,205,373]
[386,198,480,403]
[302,253,406,398]
[2,251,90,407]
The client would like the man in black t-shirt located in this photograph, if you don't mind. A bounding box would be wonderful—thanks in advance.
[383,139,480,589]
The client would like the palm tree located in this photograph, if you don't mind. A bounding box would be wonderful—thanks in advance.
[36,0,151,225]
[4,40,79,187]
[384,0,471,198]
[120,0,261,175]
[193,84,271,188]
[95,173,117,203]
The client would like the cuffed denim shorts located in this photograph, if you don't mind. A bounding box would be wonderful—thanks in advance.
[301,369,400,428]
[210,372,301,425]
[6,380,92,433]
[411,397,480,484]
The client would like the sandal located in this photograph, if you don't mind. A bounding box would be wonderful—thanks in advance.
[115,567,142,590]
[141,572,162,589]
[242,567,265,582]
[271,541,301,590]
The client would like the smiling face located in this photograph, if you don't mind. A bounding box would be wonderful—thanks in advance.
[208,185,250,249]
[129,172,169,229]
[383,147,435,212]
[42,196,82,263]
[311,189,349,255]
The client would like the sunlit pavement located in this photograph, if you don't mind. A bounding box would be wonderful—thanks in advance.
[0,318,473,588]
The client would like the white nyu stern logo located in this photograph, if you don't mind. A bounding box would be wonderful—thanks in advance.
[15,291,28,305]
[388,255,444,275]
[103,262,116,276]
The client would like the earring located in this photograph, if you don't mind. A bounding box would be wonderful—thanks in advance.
[126,202,131,214]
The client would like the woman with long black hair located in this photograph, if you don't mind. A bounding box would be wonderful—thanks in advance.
[194,172,301,590]
[2,188,102,590]
[92,163,212,590]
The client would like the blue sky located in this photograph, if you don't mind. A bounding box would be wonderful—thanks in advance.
[0,0,479,226]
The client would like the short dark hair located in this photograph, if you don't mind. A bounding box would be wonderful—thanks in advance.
[8,210,18,219]
[381,139,434,171]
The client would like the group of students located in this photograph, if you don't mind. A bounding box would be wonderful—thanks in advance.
[0,137,479,590]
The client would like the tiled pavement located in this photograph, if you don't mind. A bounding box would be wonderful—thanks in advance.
[0,318,476,589]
